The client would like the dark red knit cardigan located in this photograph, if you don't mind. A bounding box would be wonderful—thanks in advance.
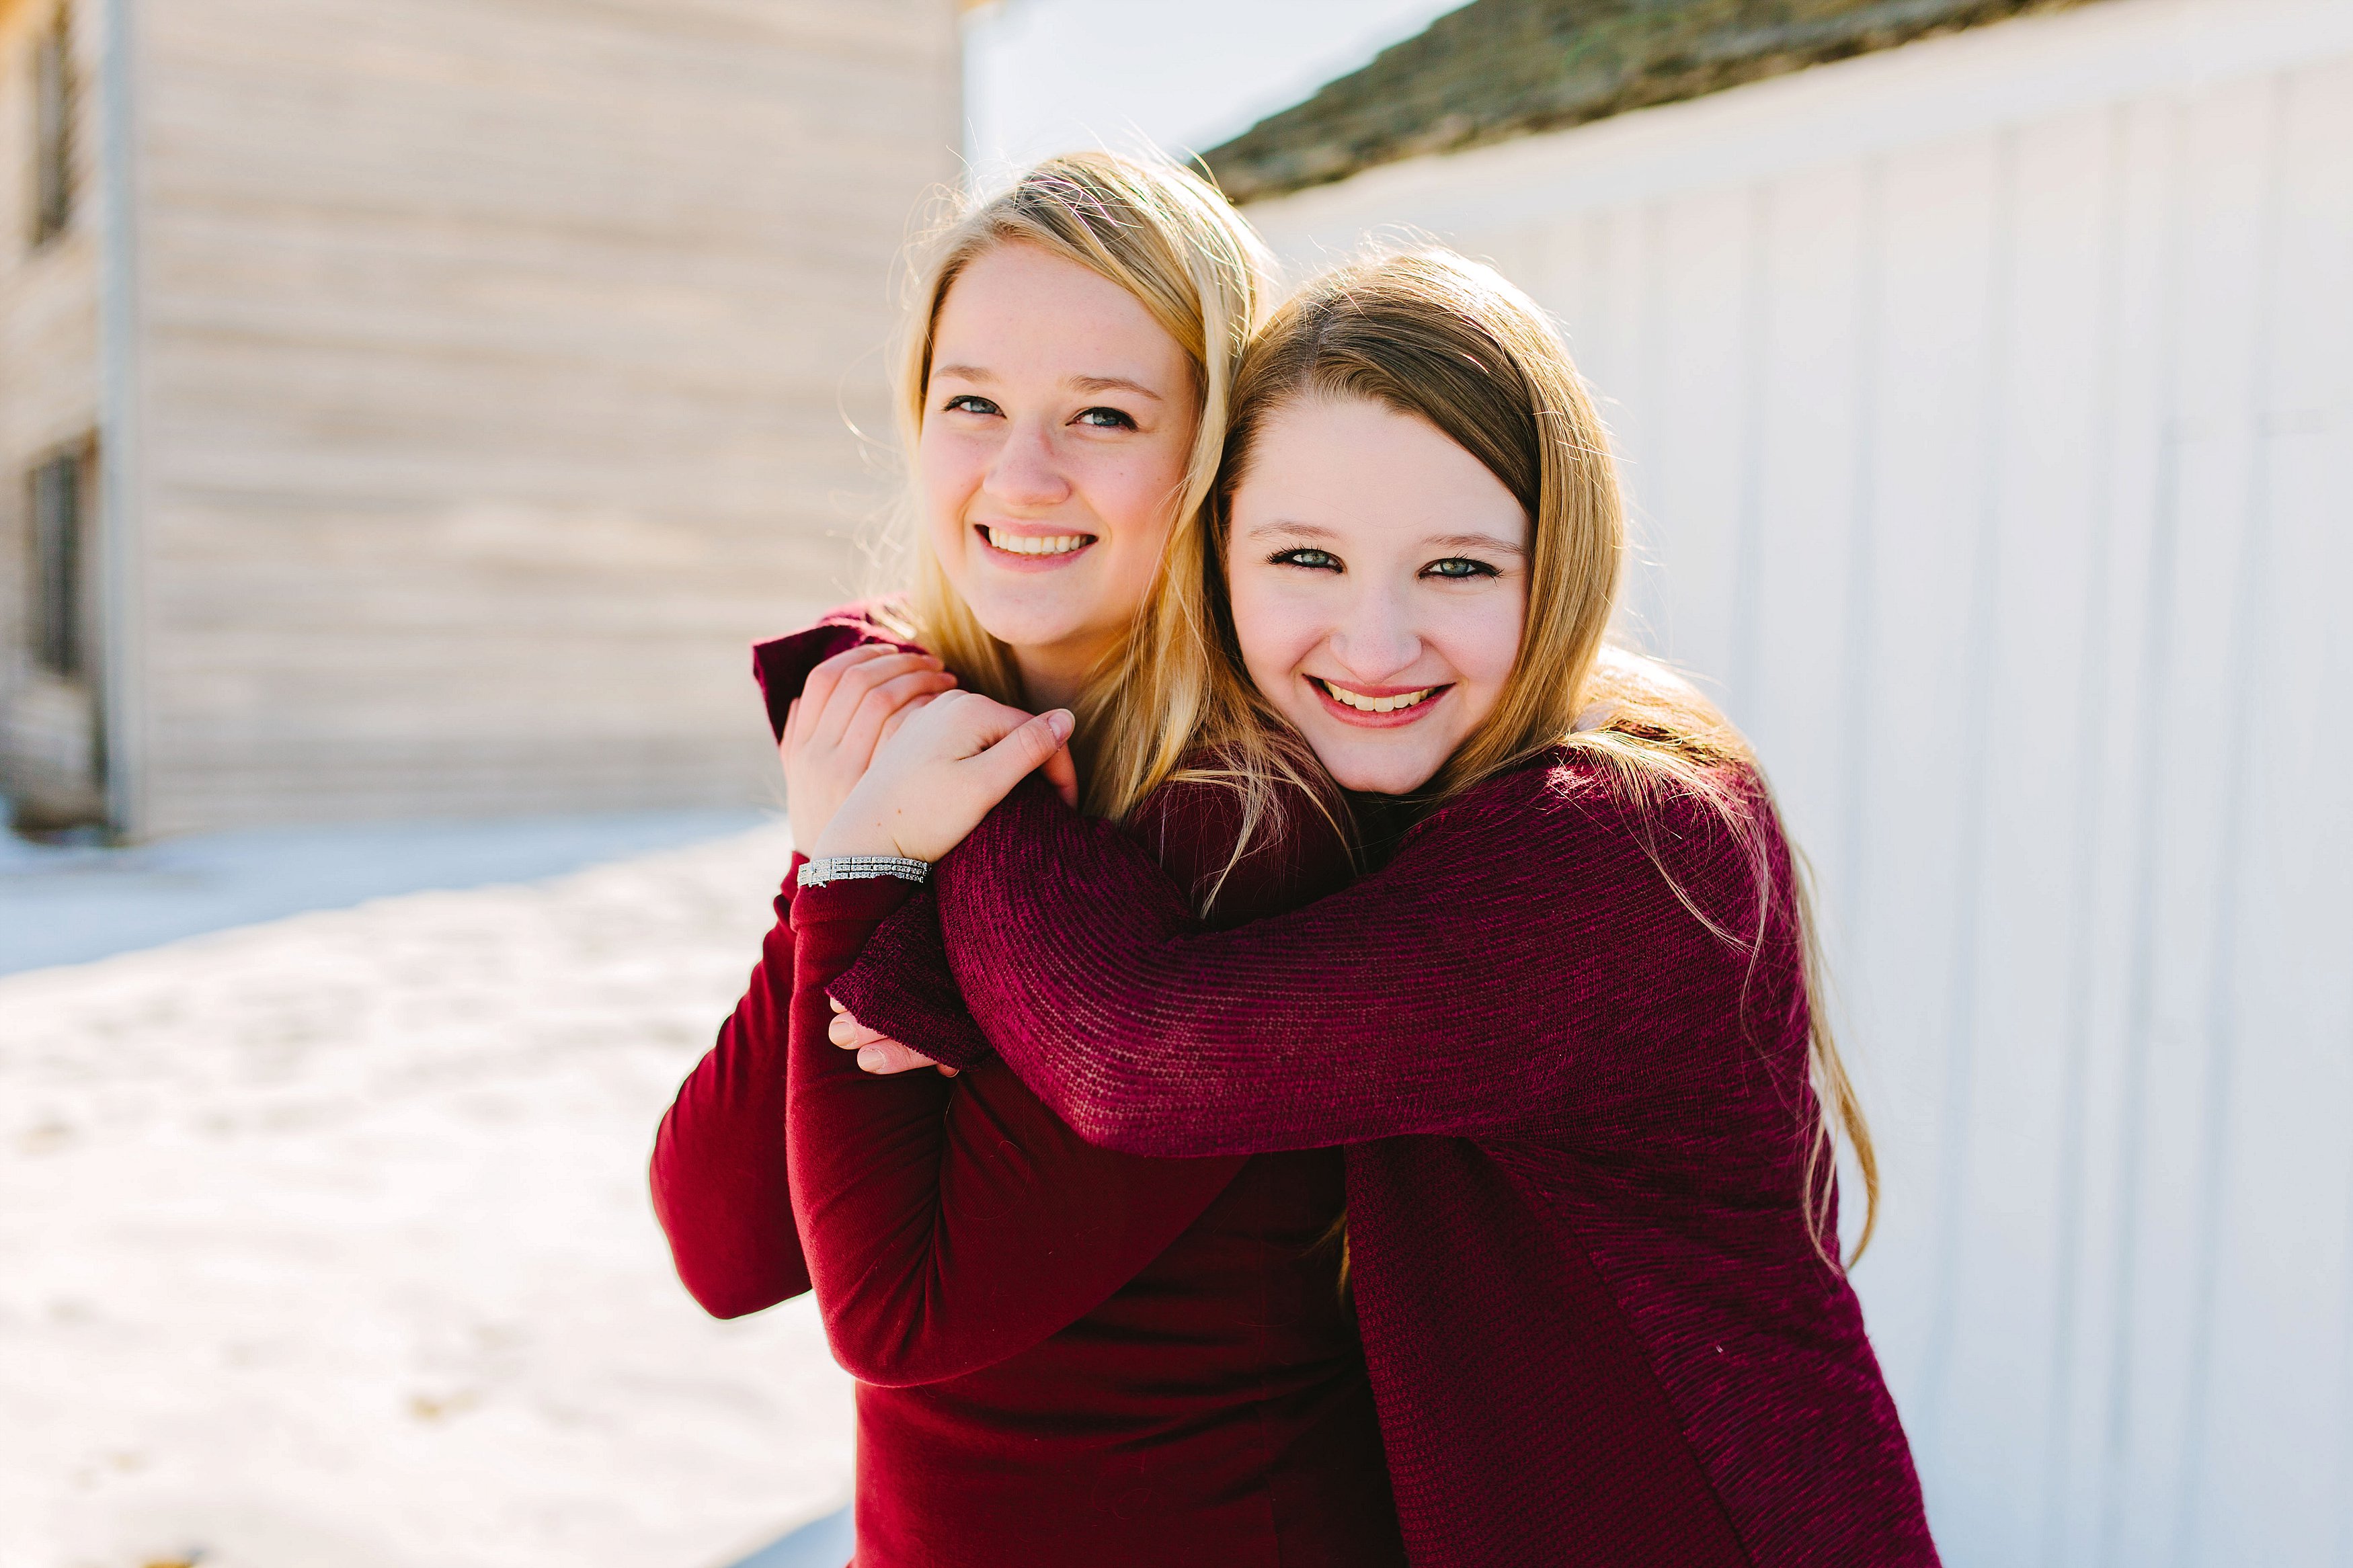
[830,760,1940,1567]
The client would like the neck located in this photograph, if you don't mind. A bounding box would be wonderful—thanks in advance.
[1011,639,1103,713]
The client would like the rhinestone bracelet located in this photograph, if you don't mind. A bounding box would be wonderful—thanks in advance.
[797,854,930,888]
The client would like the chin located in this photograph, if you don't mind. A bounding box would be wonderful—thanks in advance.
[1319,747,1448,798]
[960,588,1089,650]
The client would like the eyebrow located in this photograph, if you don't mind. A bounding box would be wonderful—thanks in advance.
[1068,374,1164,402]
[1427,532,1527,556]
[930,364,1164,402]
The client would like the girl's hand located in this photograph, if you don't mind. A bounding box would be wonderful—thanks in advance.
[828,1000,953,1077]
[808,690,1077,864]
[782,645,958,850]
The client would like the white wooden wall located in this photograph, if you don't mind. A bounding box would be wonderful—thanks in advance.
[1243,3,2353,1563]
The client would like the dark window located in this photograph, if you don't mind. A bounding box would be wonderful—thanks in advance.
[32,5,75,247]
[31,451,85,678]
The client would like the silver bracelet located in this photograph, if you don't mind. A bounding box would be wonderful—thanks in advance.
[798,854,930,888]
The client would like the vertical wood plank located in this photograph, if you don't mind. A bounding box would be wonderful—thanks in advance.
[2040,93,2179,1568]
[1590,204,1662,651]
[1925,104,2115,1568]
[1740,160,1869,905]
[2186,56,2353,1568]
[1838,134,2001,1464]
[2099,73,2278,1568]
[1629,185,1753,684]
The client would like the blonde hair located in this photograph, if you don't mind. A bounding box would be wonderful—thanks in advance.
[889,151,1273,817]
[1182,249,1878,1268]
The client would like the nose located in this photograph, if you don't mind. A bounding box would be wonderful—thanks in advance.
[980,419,1070,511]
[1326,582,1423,684]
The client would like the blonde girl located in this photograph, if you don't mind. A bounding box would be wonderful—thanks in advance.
[653,155,1407,1565]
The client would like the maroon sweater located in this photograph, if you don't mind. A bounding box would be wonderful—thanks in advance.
[649,610,951,1319]
[653,617,1405,1565]
[831,763,1941,1567]
[791,813,1402,1565]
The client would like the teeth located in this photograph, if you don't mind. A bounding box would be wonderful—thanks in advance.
[1320,680,1434,714]
[985,527,1090,556]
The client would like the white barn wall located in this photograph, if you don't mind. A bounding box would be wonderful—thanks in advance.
[1239,2,2353,1563]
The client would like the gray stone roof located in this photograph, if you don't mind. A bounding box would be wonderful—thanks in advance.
[1201,0,2102,203]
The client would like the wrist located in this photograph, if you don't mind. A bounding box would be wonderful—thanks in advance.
[808,819,906,862]
[798,854,928,889]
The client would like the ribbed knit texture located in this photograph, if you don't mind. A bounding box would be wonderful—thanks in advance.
[831,760,1940,1568]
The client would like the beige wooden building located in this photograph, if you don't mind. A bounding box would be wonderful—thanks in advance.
[0,0,960,836]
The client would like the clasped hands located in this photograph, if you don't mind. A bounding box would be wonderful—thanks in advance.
[781,642,1078,1080]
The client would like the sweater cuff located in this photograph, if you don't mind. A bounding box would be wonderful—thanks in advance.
[826,885,999,1071]
[789,872,920,930]
[772,851,809,919]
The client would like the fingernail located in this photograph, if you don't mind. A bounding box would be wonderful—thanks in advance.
[1045,709,1074,743]
[856,1046,884,1071]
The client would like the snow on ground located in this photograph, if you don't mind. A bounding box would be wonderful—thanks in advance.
[0,809,771,977]
[0,821,856,1568]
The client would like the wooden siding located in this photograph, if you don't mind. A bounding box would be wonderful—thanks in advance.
[1239,1,2353,1563]
[0,0,106,824]
[130,0,959,833]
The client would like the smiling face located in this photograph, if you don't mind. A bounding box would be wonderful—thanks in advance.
[918,242,1199,704]
[1224,396,1529,796]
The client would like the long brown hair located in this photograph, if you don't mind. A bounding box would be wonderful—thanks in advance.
[886,151,1273,818]
[1185,249,1878,1266]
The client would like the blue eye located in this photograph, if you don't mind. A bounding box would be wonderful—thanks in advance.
[1424,557,1497,580]
[1073,406,1138,430]
[941,394,1000,416]
[1270,548,1341,571]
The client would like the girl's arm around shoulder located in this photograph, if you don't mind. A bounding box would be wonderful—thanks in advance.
[838,754,1788,1160]
[836,886,998,1071]
[787,874,1244,1387]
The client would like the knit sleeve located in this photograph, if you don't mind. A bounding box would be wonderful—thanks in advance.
[649,856,813,1317]
[786,876,1244,1386]
[848,886,998,1071]
[859,758,1800,1161]
[644,608,936,1317]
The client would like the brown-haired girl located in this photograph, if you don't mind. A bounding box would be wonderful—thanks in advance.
[652,153,1408,1564]
[815,249,1940,1566]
